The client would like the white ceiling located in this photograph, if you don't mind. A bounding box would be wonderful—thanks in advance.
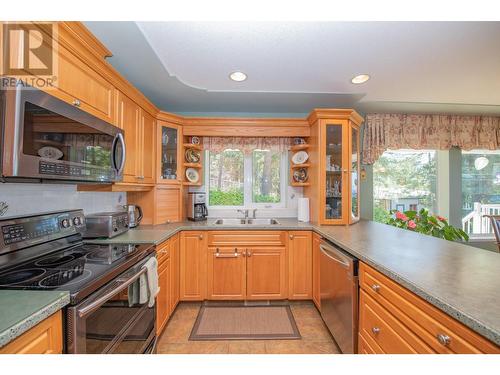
[86,21,500,115]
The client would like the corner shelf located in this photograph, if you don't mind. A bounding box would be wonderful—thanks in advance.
[291,163,310,169]
[183,181,202,186]
[290,139,311,186]
[290,144,310,151]
[291,182,311,187]
[183,163,202,168]
[182,137,203,186]
[183,143,203,151]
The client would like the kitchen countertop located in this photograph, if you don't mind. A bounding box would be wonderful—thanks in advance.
[0,290,70,348]
[87,218,500,346]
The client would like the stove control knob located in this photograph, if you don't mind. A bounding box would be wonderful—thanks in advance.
[73,216,82,226]
[61,219,71,228]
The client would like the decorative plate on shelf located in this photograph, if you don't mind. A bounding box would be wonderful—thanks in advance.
[38,146,63,160]
[185,168,200,183]
[293,168,308,183]
[185,149,200,163]
[291,151,309,165]
[293,137,306,145]
[190,136,200,145]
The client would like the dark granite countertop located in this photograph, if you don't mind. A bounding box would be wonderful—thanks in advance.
[86,218,500,346]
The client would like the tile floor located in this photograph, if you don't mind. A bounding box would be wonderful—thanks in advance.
[157,301,340,354]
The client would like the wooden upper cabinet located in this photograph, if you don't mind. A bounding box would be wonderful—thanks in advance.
[304,110,363,225]
[312,232,321,310]
[180,231,207,301]
[288,231,312,300]
[140,109,156,184]
[0,311,63,354]
[246,246,287,300]
[55,45,116,124]
[207,247,247,300]
[157,121,182,184]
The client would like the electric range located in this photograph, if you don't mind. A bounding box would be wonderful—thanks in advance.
[0,210,157,353]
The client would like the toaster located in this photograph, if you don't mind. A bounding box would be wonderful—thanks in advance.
[83,211,129,238]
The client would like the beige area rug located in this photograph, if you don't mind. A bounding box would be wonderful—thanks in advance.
[189,305,301,340]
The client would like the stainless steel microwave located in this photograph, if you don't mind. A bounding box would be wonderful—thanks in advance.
[0,82,125,183]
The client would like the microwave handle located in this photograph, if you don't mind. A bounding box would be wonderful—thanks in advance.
[77,266,148,318]
[112,132,126,176]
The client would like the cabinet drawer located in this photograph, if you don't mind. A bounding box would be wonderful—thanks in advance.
[156,240,170,266]
[359,290,433,353]
[359,262,500,354]
[208,231,286,247]
[358,332,383,354]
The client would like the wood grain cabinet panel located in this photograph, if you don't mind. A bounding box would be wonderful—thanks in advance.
[180,231,207,301]
[312,232,322,310]
[288,231,312,299]
[139,109,156,184]
[359,262,500,354]
[207,247,247,300]
[246,247,287,300]
[0,311,63,354]
[170,234,180,310]
[207,231,286,247]
[156,252,171,335]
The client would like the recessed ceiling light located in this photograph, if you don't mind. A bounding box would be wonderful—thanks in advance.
[229,71,247,82]
[351,74,370,84]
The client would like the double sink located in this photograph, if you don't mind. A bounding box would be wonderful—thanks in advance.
[212,218,281,225]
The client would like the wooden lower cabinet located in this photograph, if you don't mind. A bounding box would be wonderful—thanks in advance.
[207,247,246,300]
[0,311,63,354]
[170,234,180,310]
[246,247,287,300]
[180,231,207,301]
[288,231,312,299]
[312,233,321,310]
[156,240,171,335]
[359,262,500,354]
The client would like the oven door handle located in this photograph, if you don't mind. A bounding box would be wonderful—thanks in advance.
[77,267,148,318]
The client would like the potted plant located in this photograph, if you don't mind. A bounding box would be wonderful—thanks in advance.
[385,208,469,242]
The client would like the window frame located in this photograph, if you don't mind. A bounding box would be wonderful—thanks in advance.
[205,149,287,209]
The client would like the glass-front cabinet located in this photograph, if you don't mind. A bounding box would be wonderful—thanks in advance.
[320,119,360,224]
[304,109,362,225]
[156,121,182,184]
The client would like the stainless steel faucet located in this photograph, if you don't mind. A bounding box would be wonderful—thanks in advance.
[237,209,249,219]
[251,209,257,219]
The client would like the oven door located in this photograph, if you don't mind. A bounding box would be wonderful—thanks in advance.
[66,254,156,354]
[1,83,125,182]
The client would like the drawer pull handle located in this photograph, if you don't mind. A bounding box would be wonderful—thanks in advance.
[72,99,81,107]
[289,234,294,240]
[215,248,239,258]
[436,333,451,346]
[371,284,381,292]
[199,234,203,240]
[371,327,380,335]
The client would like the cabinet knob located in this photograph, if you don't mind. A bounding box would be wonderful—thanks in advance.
[371,327,380,335]
[436,333,451,346]
[289,234,294,240]
[198,234,203,240]
[371,284,381,293]
[72,99,81,107]
[247,250,252,257]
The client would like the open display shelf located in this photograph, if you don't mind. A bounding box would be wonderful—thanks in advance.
[183,137,203,186]
[290,140,311,187]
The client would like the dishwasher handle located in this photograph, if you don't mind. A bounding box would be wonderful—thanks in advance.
[319,242,354,269]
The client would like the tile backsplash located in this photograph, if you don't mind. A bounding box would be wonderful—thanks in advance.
[0,183,126,218]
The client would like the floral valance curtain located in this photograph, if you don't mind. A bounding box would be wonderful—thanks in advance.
[203,137,292,155]
[362,113,500,164]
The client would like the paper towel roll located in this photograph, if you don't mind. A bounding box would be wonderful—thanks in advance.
[297,198,310,222]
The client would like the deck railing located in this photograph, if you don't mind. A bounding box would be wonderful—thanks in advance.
[462,202,500,235]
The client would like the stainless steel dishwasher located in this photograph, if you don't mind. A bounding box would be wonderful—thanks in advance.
[319,239,359,354]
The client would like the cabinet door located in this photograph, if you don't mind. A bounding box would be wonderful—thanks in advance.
[156,257,171,335]
[321,120,349,224]
[288,231,312,299]
[207,247,246,300]
[349,123,360,224]
[140,109,156,184]
[312,233,321,310]
[56,45,116,124]
[155,186,182,224]
[180,231,207,301]
[246,247,287,300]
[116,92,140,183]
[157,121,182,184]
[170,234,180,310]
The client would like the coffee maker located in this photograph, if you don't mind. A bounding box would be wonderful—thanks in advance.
[187,192,208,221]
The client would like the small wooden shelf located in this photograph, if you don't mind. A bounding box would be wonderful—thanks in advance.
[291,144,310,151]
[291,163,311,169]
[183,181,202,186]
[183,163,202,168]
[291,182,311,187]
[183,143,203,151]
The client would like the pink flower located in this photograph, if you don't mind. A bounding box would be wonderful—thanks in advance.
[437,216,446,222]
[395,211,408,221]
[408,220,417,229]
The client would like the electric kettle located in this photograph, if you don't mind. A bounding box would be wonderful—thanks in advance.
[124,205,143,228]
